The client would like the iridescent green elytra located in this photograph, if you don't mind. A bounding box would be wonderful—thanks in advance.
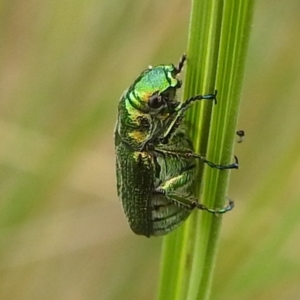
[114,55,238,237]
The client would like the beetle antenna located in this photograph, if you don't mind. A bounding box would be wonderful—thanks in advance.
[175,54,187,74]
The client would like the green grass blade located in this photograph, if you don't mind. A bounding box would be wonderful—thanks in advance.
[158,1,255,300]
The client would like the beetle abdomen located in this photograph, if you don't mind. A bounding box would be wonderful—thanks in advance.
[151,195,191,236]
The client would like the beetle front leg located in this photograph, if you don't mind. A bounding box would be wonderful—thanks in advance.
[160,91,217,145]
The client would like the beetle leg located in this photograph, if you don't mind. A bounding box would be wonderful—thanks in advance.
[159,91,217,144]
[154,148,239,170]
[188,153,239,170]
[156,175,234,214]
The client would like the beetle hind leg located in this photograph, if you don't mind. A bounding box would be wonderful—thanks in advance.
[155,172,234,214]
[156,189,234,214]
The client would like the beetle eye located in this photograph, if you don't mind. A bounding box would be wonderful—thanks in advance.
[148,94,163,109]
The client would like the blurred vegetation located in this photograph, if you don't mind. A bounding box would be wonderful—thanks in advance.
[0,1,300,299]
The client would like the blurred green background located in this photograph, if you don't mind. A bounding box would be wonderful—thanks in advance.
[1,1,300,299]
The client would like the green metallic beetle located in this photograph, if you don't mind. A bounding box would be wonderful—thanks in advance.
[114,55,238,237]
